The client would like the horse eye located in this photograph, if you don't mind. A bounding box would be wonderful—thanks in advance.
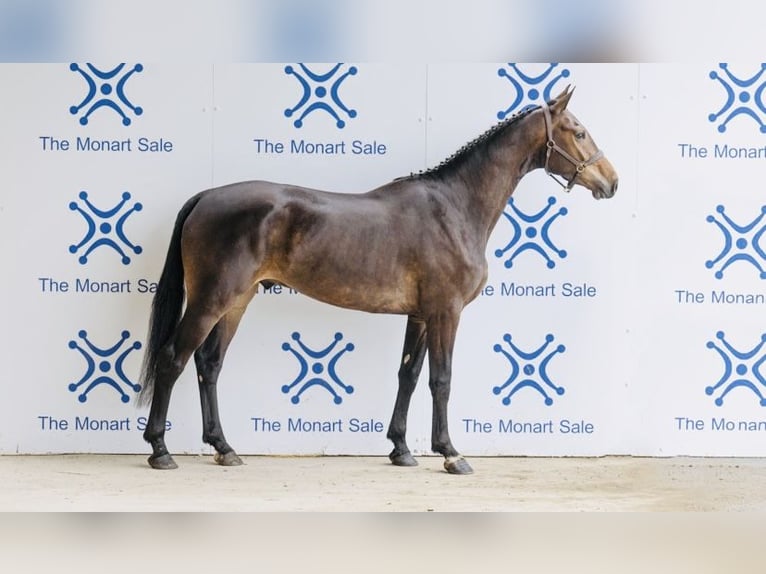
[575,131,586,140]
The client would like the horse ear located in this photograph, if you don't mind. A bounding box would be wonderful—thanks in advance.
[548,85,575,115]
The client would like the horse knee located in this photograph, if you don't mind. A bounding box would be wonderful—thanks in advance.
[428,375,451,398]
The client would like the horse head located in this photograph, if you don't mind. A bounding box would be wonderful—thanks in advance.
[542,86,618,200]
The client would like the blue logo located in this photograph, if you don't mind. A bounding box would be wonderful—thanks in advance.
[494,196,568,269]
[284,63,358,128]
[281,332,355,404]
[68,330,142,403]
[69,191,143,265]
[497,63,571,119]
[706,331,766,406]
[69,63,144,126]
[493,333,566,406]
[708,63,766,133]
[705,205,766,279]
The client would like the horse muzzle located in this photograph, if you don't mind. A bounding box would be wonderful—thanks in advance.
[593,177,618,200]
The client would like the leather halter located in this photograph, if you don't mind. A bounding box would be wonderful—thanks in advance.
[542,104,604,192]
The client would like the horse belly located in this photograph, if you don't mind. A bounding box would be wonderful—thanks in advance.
[260,196,421,313]
[289,273,416,315]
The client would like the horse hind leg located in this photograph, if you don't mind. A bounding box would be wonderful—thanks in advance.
[144,308,223,469]
[194,298,253,467]
[387,316,427,468]
[143,350,184,469]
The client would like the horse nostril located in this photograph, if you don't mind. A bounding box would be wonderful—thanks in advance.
[611,179,619,196]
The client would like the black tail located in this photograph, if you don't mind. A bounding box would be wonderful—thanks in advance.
[137,192,204,407]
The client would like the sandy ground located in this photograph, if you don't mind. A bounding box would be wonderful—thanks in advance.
[2,454,766,572]
[1,453,765,511]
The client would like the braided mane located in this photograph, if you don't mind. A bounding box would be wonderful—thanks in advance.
[400,105,540,182]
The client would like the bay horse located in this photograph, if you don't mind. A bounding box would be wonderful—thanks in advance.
[138,86,618,474]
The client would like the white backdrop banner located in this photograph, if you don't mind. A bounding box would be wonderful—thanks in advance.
[636,63,766,456]
[0,63,763,457]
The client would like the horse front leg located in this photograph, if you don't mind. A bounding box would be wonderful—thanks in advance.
[426,310,473,475]
[387,316,427,467]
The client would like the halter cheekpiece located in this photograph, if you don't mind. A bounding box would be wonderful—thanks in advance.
[542,104,603,192]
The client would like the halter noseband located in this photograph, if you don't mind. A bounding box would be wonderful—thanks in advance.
[542,104,604,192]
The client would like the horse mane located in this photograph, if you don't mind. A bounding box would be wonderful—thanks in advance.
[397,105,541,183]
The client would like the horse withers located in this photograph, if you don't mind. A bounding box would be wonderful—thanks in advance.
[138,86,618,474]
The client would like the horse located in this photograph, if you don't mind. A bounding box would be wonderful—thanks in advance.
[138,86,618,474]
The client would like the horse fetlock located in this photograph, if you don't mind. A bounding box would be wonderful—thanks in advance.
[142,429,161,444]
[431,437,457,455]
[205,435,232,455]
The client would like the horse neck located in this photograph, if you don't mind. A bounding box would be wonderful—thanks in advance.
[446,109,546,238]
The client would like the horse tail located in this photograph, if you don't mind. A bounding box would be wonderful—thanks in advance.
[137,192,204,407]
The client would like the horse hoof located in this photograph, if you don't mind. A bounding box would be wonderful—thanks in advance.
[389,451,418,467]
[444,456,473,475]
[214,451,243,466]
[148,454,178,470]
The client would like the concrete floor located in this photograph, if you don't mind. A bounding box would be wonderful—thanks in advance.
[2,454,765,572]
[1,453,765,511]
